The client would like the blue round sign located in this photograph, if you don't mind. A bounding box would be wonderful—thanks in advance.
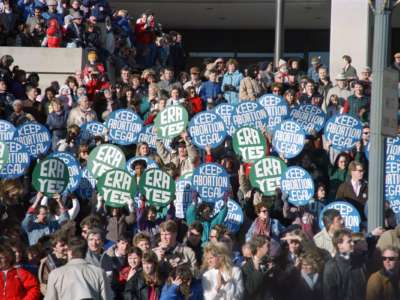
[0,140,31,179]
[192,163,230,203]
[385,159,400,201]
[49,152,82,193]
[213,104,235,136]
[290,104,326,134]
[272,120,305,158]
[281,166,314,206]
[213,199,244,233]
[15,122,51,158]
[232,101,268,131]
[258,94,289,131]
[319,201,361,232]
[126,156,159,176]
[137,125,172,151]
[79,121,107,143]
[105,109,143,145]
[324,114,363,151]
[386,136,400,161]
[188,111,227,149]
[76,167,96,200]
[174,176,193,219]
[0,120,16,141]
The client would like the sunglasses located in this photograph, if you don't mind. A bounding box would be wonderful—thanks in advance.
[382,256,398,261]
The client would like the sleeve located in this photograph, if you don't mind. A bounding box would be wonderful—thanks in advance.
[210,205,227,228]
[245,221,255,242]
[233,267,244,300]
[20,268,41,300]
[21,211,35,233]
[124,210,136,225]
[44,270,57,300]
[335,183,345,200]
[68,198,80,220]
[202,273,219,300]
[242,264,265,296]
[185,202,197,226]
[56,210,70,225]
[100,270,113,300]
[239,171,252,195]
[186,141,199,163]
[123,277,136,300]
[322,262,339,300]
[160,284,180,300]
[342,99,350,113]
[366,273,382,300]
[156,139,172,164]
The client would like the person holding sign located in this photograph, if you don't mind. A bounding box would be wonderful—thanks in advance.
[156,131,199,176]
[21,192,69,246]
[336,161,368,220]
[186,191,228,244]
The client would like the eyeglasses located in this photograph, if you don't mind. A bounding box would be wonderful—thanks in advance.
[382,256,398,261]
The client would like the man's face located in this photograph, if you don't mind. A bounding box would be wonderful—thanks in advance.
[79,97,90,110]
[338,235,354,254]
[354,84,364,95]
[306,83,314,93]
[331,216,344,231]
[395,55,400,64]
[71,1,80,9]
[257,242,269,258]
[318,69,327,80]
[160,229,176,247]
[191,72,199,80]
[360,71,370,80]
[187,229,201,246]
[337,80,347,89]
[37,207,48,223]
[178,145,187,157]
[135,165,145,176]
[121,70,129,82]
[87,233,103,253]
[351,166,364,181]
[209,72,217,82]
[382,249,399,272]
[164,70,173,81]
[0,253,11,271]
[81,225,90,239]
[53,241,68,259]
[34,9,41,17]
[27,88,38,100]
[171,89,179,99]
[137,240,150,253]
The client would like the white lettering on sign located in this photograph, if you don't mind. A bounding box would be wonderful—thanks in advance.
[0,143,5,164]
[40,159,65,178]
[102,188,131,204]
[237,128,261,145]
[239,146,264,160]
[104,170,131,190]
[145,169,170,189]
[254,159,282,177]
[143,187,170,203]
[37,179,65,193]
[159,122,184,137]
[92,146,124,176]
[160,106,183,124]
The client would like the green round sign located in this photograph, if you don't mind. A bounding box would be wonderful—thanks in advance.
[0,141,9,170]
[97,169,136,208]
[154,105,189,139]
[32,157,70,196]
[249,156,287,196]
[87,144,126,179]
[139,168,175,207]
[232,127,267,163]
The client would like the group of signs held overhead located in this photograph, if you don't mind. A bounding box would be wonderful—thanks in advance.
[1,94,400,233]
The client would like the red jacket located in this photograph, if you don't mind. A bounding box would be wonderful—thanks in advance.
[46,19,63,48]
[189,96,203,114]
[0,267,40,300]
[134,19,155,45]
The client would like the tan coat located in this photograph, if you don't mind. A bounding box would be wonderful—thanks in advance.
[313,228,336,257]
[239,77,261,101]
[366,270,400,300]
[377,225,400,251]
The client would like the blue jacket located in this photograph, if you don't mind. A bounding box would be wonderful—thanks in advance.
[160,280,203,300]
[222,70,243,105]
[199,81,221,104]
[46,110,68,138]
[22,211,69,245]
[307,64,327,83]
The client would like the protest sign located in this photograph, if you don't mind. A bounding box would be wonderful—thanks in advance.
[188,111,227,149]
[76,167,96,200]
[272,120,305,159]
[250,157,287,196]
[137,125,172,150]
[258,94,289,131]
[213,104,235,136]
[192,163,230,203]
[174,176,193,219]
[290,104,326,134]
[386,136,400,161]
[385,159,400,208]
[213,199,244,233]
[0,141,9,171]
[32,157,69,196]
[87,144,126,179]
[281,166,314,206]
[154,105,189,139]
[15,122,51,158]
[126,156,158,176]
[97,169,136,207]
[232,101,268,131]
[319,201,361,232]
[232,127,267,162]
[139,168,175,206]
[324,115,362,151]
[0,120,16,141]
[105,109,143,145]
[79,121,107,143]
[49,152,82,193]
[0,141,30,179]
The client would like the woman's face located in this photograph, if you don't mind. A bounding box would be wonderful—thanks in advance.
[137,240,150,253]
[337,155,347,170]
[128,253,141,269]
[53,102,61,112]
[317,186,326,200]
[288,239,301,254]
[139,144,149,156]
[227,63,236,73]
[301,261,314,274]
[142,261,154,275]
[257,207,269,222]
[206,253,220,269]
[285,93,294,104]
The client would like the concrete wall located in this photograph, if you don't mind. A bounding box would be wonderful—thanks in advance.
[0,47,83,91]
[329,0,371,83]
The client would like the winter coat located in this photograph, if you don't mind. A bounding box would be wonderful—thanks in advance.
[123,271,162,300]
[377,225,400,251]
[186,202,228,243]
[336,180,368,220]
[199,81,221,103]
[323,254,367,300]
[46,110,68,150]
[202,266,244,300]
[160,280,203,300]
[313,228,335,257]
[222,70,243,105]
[366,269,400,300]
[241,259,272,300]
[239,77,261,101]
[67,106,97,127]
[38,254,66,296]
[0,267,40,300]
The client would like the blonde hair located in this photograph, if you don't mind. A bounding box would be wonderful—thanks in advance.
[201,242,233,275]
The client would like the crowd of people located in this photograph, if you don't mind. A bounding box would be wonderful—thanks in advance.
[0,1,400,300]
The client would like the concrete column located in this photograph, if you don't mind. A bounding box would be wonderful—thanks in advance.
[329,0,371,81]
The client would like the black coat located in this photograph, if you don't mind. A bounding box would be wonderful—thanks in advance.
[290,270,323,300]
[123,271,162,300]
[241,259,274,300]
[323,254,367,300]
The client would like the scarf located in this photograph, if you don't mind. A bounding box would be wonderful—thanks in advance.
[301,270,319,290]
[148,286,158,300]
[253,217,269,237]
